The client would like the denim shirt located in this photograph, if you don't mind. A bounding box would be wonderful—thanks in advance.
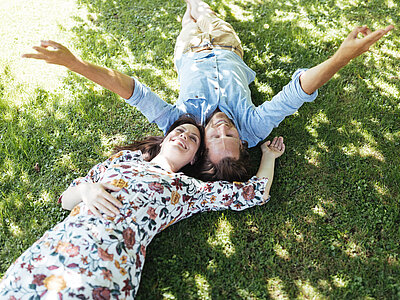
[126,49,317,147]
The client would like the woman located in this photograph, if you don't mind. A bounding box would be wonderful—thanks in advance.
[0,114,285,299]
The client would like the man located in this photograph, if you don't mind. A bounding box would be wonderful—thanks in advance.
[23,0,393,181]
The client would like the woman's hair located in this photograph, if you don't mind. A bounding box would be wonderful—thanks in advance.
[113,114,205,173]
[195,142,251,182]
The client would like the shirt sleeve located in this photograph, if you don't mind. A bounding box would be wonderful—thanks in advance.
[189,176,270,213]
[250,69,318,144]
[125,77,183,134]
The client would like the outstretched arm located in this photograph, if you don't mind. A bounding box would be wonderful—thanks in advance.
[256,136,285,200]
[22,40,134,99]
[300,25,394,95]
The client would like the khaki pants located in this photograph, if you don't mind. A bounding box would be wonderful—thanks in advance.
[174,13,244,62]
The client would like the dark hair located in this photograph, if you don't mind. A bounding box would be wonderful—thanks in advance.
[195,142,251,182]
[113,114,205,172]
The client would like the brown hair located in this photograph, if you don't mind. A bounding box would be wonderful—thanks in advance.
[113,115,205,173]
[195,142,251,182]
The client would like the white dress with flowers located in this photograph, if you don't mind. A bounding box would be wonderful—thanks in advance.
[0,150,269,299]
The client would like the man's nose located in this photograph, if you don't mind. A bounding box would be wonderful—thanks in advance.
[218,124,229,135]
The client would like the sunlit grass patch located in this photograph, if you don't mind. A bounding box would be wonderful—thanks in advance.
[1,0,400,298]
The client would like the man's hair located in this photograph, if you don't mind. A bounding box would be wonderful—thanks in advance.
[195,142,251,182]
[113,114,205,174]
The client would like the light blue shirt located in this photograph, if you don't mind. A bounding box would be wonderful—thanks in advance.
[126,49,317,147]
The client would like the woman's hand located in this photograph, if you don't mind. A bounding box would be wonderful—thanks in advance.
[260,136,285,159]
[22,40,79,69]
[78,183,123,218]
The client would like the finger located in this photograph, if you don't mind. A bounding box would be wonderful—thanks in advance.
[94,201,117,217]
[32,46,51,55]
[41,40,63,49]
[271,136,278,147]
[281,143,286,153]
[102,192,123,209]
[88,205,102,218]
[365,27,373,35]
[21,53,46,60]
[384,24,395,33]
[100,193,122,213]
[277,136,284,150]
[95,195,119,211]
[359,25,372,36]
[348,26,365,39]
[102,182,123,192]
[363,27,392,45]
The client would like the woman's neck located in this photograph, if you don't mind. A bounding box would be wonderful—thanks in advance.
[150,155,181,173]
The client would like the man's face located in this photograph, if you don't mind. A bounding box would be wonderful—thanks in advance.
[205,112,241,164]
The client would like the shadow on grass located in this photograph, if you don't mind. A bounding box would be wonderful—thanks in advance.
[65,0,400,298]
[1,0,399,298]
[0,67,159,272]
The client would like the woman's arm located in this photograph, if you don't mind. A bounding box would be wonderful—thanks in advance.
[188,137,285,214]
[256,137,285,200]
[61,183,123,217]
[22,40,134,99]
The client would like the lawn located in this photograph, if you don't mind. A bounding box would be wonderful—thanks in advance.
[1,0,399,298]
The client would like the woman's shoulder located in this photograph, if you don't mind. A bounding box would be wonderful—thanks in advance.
[109,149,143,162]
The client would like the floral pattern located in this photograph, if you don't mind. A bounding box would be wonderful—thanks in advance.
[0,150,269,299]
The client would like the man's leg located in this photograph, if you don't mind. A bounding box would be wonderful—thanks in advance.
[186,0,215,21]
[174,1,205,64]
[185,0,244,58]
[182,1,196,27]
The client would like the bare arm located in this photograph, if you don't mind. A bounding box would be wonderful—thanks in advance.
[22,40,134,99]
[256,136,285,200]
[300,25,394,95]
[61,182,123,217]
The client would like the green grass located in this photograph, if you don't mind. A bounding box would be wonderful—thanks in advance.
[1,0,399,298]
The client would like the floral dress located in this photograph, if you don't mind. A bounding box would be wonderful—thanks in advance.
[0,150,269,299]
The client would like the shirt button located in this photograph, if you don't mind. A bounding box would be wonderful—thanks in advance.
[214,87,218,90]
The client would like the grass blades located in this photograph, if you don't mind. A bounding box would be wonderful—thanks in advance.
[1,0,399,298]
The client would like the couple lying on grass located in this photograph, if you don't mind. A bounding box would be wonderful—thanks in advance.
[0,0,393,297]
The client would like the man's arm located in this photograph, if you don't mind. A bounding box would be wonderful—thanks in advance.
[256,136,285,200]
[22,40,134,99]
[300,25,394,95]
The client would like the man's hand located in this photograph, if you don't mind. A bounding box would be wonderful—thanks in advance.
[261,136,285,159]
[78,183,123,218]
[22,40,79,69]
[299,24,394,95]
[22,40,134,99]
[333,25,394,66]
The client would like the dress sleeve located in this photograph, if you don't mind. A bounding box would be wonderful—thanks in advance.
[57,150,137,203]
[190,176,270,213]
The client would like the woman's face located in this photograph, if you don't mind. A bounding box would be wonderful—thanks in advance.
[160,123,201,166]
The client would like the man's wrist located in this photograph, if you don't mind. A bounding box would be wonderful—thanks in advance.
[68,57,85,72]
[331,52,351,69]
